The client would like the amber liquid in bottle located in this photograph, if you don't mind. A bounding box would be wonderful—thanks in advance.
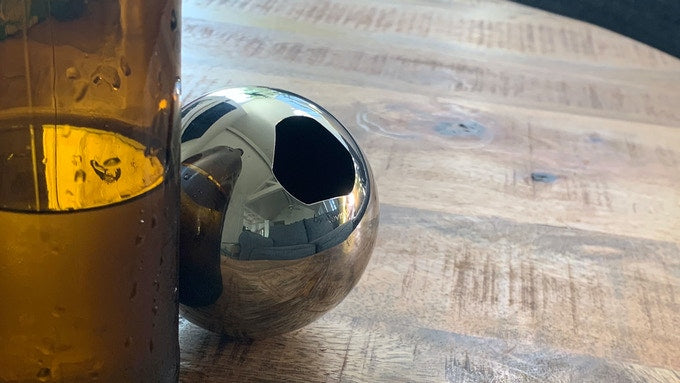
[0,1,180,381]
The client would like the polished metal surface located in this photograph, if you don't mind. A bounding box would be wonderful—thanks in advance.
[178,86,379,338]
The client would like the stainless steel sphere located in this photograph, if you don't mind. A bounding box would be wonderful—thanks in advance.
[177,86,379,339]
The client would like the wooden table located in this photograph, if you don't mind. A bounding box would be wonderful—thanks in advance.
[179,1,680,381]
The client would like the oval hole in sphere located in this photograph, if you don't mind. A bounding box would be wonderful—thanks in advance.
[274,116,355,205]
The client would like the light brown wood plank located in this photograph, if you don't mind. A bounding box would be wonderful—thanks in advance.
[179,0,680,381]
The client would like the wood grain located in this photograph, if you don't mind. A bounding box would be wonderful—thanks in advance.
[179,0,680,381]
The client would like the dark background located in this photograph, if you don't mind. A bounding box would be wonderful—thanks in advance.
[511,0,679,59]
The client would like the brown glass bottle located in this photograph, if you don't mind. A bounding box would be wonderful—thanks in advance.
[0,1,181,381]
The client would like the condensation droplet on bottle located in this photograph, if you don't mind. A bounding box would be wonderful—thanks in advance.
[158,98,168,111]
[159,256,164,266]
[153,279,160,292]
[36,368,51,381]
[152,305,158,315]
[124,336,132,348]
[66,66,80,79]
[74,169,86,183]
[89,361,104,380]
[6,153,14,161]
[36,338,55,355]
[135,235,144,246]
[91,65,122,90]
[183,173,190,180]
[151,216,158,228]
[129,282,138,300]
[119,57,132,76]
[111,74,121,90]
[139,218,145,224]
[149,338,154,353]
[174,77,181,96]
[170,9,177,31]
[51,306,66,318]
[41,157,48,165]
[144,146,160,158]
[35,346,52,356]
[73,81,88,102]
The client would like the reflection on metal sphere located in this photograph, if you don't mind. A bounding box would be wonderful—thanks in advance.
[178,86,379,339]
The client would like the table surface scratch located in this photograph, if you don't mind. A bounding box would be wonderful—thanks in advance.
[179,1,680,382]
